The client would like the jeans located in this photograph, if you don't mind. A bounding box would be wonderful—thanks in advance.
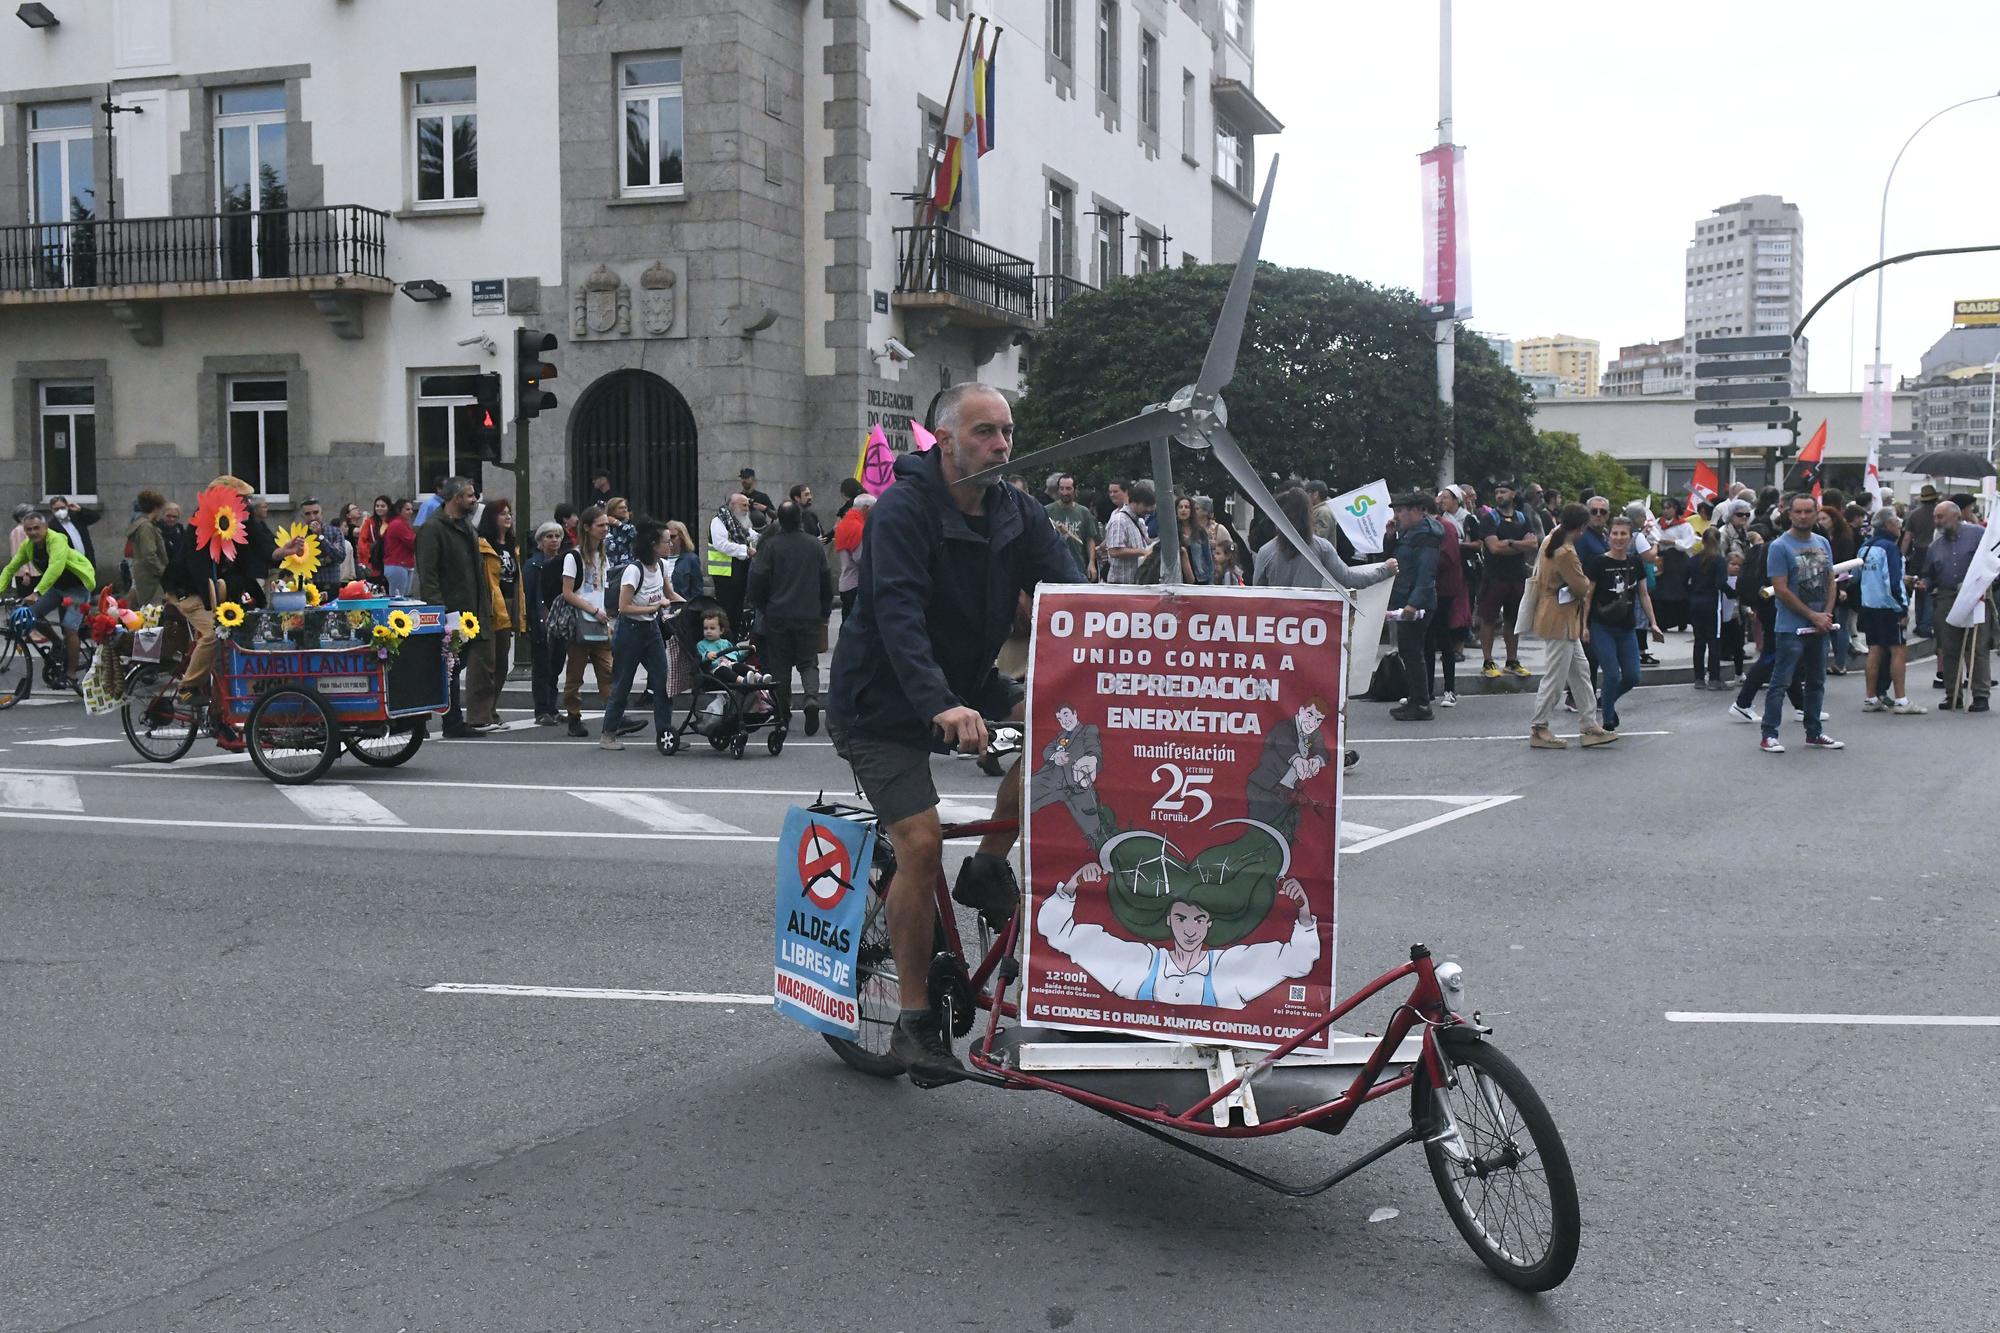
[528,630,560,718]
[1829,605,1854,669]
[1762,630,1827,740]
[1591,622,1640,729]
[602,618,674,736]
[1735,636,1806,713]
[385,564,412,598]
[1914,586,1934,637]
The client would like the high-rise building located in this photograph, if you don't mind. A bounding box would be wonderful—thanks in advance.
[1684,194,1806,392]
[1600,337,1687,397]
[1514,335,1600,398]
[1906,324,2000,456]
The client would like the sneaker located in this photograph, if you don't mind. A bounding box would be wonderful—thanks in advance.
[804,703,821,737]
[1529,725,1568,750]
[598,732,625,751]
[1506,661,1532,678]
[1437,691,1457,707]
[891,1011,967,1088]
[1390,704,1434,722]
[1727,703,1756,723]
[1579,725,1617,747]
[1639,652,1661,666]
[1759,736,1785,753]
[951,855,1019,930]
[1791,709,1831,723]
[1562,690,1578,713]
[1343,748,1360,770]
[1481,661,1502,679]
[534,713,559,726]
[1934,674,1947,690]
[1804,734,1845,750]
[1861,697,1886,712]
[1892,699,1929,715]
[566,718,589,737]
[470,720,505,734]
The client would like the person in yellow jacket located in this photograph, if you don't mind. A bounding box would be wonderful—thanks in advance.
[465,499,525,733]
[707,490,757,634]
[2,508,98,679]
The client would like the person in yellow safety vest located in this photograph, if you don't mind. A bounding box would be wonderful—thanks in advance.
[708,489,758,633]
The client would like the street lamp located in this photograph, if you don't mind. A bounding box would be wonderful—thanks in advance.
[1867,92,2000,418]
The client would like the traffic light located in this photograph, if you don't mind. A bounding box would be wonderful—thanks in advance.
[470,373,503,461]
[514,327,559,421]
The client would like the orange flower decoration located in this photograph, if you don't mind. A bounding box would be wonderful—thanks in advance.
[191,485,251,563]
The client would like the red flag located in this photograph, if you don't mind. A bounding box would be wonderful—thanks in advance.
[1688,460,1720,505]
[1789,420,1828,501]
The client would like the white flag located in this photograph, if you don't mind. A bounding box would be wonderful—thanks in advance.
[1947,520,2000,630]
[1330,479,1393,554]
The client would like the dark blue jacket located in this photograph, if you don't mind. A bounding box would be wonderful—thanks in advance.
[1387,516,1442,614]
[829,448,1080,741]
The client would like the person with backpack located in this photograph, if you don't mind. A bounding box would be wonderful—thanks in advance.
[1859,508,1926,715]
[597,519,686,751]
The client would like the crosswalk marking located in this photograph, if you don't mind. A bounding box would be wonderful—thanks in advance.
[570,790,750,835]
[14,736,119,747]
[0,774,83,812]
[117,751,253,769]
[1337,819,1389,841]
[277,784,406,827]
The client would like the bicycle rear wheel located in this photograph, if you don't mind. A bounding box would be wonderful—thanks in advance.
[121,665,200,763]
[1416,1035,1580,1292]
[246,686,339,785]
[0,632,28,709]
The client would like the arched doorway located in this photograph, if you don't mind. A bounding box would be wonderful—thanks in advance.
[568,369,699,526]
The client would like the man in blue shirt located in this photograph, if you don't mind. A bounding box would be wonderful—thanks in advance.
[1761,493,1844,752]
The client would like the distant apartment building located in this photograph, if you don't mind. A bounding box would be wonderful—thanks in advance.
[1514,334,1599,398]
[1905,324,2000,456]
[1685,193,1806,392]
[1600,337,1687,397]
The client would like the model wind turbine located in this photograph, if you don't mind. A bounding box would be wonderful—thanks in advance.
[965,156,1344,592]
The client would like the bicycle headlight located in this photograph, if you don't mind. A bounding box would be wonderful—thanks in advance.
[1435,961,1468,1017]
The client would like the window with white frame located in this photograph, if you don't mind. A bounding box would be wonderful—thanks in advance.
[227,379,289,500]
[1047,180,1074,278]
[415,373,489,494]
[1215,114,1248,192]
[1138,30,1160,132]
[27,103,95,288]
[1136,227,1161,275]
[412,74,478,204]
[1094,209,1122,283]
[1050,0,1074,67]
[621,54,686,196]
[39,382,97,501]
[1095,0,1119,100]
[1222,0,1250,47]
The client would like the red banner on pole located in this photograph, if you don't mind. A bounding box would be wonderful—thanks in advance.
[1021,585,1346,1050]
[1419,143,1471,317]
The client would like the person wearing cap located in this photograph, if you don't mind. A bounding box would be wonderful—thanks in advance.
[1904,483,1940,638]
[1385,493,1442,721]
[524,519,566,725]
[581,468,615,514]
[737,467,776,531]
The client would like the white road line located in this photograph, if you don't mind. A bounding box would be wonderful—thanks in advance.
[117,751,253,769]
[1336,820,1389,841]
[935,800,994,824]
[0,765,983,801]
[1338,795,1522,855]
[14,736,120,747]
[0,774,83,812]
[1666,1011,2000,1027]
[570,791,749,834]
[426,983,767,1005]
[11,696,77,707]
[1349,731,1670,744]
[0,809,777,842]
[278,784,406,826]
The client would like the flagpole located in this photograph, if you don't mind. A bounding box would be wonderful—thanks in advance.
[919,13,979,228]
[1434,0,1457,487]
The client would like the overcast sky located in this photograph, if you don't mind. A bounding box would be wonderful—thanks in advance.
[1257,1,2000,392]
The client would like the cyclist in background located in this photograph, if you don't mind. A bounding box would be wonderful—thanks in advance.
[3,507,97,680]
[826,381,1080,1086]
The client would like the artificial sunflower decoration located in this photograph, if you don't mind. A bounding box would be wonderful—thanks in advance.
[371,624,391,641]
[274,522,322,581]
[303,583,322,607]
[456,611,481,641]
[191,485,250,563]
[386,609,415,637]
[214,601,246,629]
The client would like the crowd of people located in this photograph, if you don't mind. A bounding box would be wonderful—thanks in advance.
[8,455,1990,762]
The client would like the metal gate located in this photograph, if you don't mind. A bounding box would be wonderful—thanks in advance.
[567,369,699,527]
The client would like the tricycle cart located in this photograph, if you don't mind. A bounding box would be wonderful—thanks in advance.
[212,600,450,784]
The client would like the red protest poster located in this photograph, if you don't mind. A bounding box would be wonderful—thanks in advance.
[1021,584,1345,1050]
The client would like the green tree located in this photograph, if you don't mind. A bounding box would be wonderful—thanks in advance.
[1520,430,1646,507]
[1013,265,1537,500]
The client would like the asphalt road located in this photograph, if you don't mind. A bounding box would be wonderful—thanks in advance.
[3,655,1996,1332]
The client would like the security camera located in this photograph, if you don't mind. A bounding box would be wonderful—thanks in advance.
[881,337,914,362]
[455,333,498,354]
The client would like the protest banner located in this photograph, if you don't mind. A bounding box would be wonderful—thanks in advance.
[1021,584,1344,1050]
[773,807,875,1037]
[1330,479,1392,554]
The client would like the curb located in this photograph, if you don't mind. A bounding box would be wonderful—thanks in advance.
[1417,636,1940,698]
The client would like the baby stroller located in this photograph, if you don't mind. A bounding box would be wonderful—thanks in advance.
[659,595,784,758]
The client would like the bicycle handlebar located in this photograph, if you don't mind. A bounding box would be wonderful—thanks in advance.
[931,718,1024,759]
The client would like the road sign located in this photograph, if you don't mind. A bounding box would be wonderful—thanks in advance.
[1696,429,1793,448]
[1695,404,1794,426]
[1693,358,1792,380]
[1694,335,1793,355]
[1696,381,1792,402]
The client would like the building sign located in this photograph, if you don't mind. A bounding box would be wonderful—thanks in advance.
[1020,585,1345,1051]
[471,279,506,316]
[867,386,917,454]
[1953,299,2000,328]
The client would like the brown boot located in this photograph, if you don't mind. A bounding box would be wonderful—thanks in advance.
[1528,725,1568,749]
[1579,725,1619,747]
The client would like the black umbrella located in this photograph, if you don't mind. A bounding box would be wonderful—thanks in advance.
[1907,449,1996,479]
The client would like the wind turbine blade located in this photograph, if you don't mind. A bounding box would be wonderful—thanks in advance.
[1193,155,1280,398]
[960,405,1186,489]
[1203,422,1350,596]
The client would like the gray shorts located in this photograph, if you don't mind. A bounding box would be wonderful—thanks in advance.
[826,714,938,828]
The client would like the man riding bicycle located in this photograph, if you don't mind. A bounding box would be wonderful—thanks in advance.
[827,381,1081,1085]
[2,507,97,680]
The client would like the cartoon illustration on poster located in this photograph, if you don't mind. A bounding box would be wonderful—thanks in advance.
[1021,585,1345,1050]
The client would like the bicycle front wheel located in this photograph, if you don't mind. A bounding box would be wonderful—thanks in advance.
[246,687,339,785]
[121,665,199,763]
[0,632,28,709]
[1417,1035,1580,1292]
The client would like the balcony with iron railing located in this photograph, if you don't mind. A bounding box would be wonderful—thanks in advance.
[891,224,1100,336]
[0,204,395,340]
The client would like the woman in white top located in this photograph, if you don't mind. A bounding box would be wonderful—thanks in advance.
[598,519,685,750]
[561,504,617,738]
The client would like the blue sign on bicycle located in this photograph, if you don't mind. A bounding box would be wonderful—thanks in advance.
[773,806,875,1037]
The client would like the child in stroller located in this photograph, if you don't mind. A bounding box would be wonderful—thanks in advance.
[660,600,784,758]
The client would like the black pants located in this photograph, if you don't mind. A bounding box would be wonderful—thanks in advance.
[713,563,749,635]
[1396,619,1430,707]
[1692,614,1719,682]
[1424,617,1458,698]
[1720,619,1745,674]
[759,617,822,728]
